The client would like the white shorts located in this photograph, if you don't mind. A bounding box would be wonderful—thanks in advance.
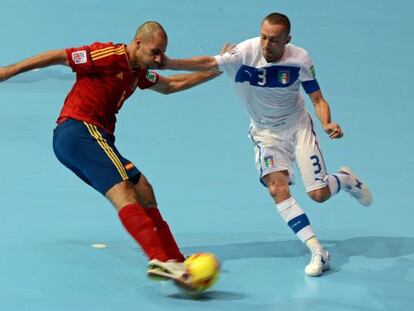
[249,113,328,192]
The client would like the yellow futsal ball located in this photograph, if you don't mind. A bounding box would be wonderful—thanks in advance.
[184,253,220,292]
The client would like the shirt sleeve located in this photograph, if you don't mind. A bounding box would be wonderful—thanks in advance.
[65,42,128,74]
[299,51,320,94]
[137,70,160,89]
[214,44,243,77]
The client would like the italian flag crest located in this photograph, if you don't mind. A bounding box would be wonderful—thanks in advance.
[278,71,289,85]
[264,156,275,168]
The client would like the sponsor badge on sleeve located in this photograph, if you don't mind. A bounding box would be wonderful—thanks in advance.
[72,50,87,64]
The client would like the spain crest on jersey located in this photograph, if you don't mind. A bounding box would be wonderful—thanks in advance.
[278,70,290,85]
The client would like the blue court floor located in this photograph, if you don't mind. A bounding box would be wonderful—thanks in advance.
[1,1,414,310]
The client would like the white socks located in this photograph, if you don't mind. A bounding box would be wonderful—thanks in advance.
[276,197,315,242]
[327,172,350,196]
[305,236,323,253]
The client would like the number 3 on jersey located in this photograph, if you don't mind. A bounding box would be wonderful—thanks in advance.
[310,155,322,174]
[257,68,267,86]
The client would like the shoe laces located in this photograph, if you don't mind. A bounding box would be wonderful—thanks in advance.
[310,249,326,264]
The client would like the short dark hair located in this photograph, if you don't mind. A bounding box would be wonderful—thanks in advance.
[262,13,291,35]
[135,21,168,42]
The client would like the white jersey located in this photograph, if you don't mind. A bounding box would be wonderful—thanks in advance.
[214,38,320,129]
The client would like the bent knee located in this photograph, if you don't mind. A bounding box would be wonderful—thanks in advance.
[264,171,291,203]
[267,183,290,201]
[106,181,139,211]
[307,187,330,203]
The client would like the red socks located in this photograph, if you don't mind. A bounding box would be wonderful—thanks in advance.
[119,203,169,261]
[144,207,185,262]
[118,203,184,262]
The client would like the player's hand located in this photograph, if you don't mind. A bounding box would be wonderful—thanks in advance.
[324,123,343,139]
[220,42,236,55]
[0,67,11,82]
[0,66,17,82]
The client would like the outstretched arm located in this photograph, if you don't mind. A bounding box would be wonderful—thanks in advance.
[0,49,68,82]
[309,89,343,139]
[161,43,235,72]
[150,71,221,95]
[163,55,219,72]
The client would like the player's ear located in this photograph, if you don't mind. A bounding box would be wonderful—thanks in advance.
[135,36,142,48]
[285,35,291,44]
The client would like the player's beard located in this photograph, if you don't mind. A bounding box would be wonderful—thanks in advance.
[262,49,283,63]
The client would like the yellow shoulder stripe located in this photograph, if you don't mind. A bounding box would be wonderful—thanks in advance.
[90,45,122,56]
[92,50,125,61]
[91,46,124,57]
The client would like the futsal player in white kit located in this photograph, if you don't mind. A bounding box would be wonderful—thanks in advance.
[163,12,372,276]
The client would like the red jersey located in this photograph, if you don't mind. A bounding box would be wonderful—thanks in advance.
[57,42,159,134]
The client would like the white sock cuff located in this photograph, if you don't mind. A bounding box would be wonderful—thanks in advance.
[276,197,297,213]
[328,175,341,196]
[276,197,306,224]
[297,228,315,243]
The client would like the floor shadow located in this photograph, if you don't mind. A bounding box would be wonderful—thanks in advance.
[326,236,414,258]
[167,290,245,301]
[183,240,308,262]
[324,236,414,269]
[182,236,414,269]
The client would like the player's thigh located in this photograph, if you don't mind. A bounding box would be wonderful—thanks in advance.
[249,126,296,186]
[295,115,328,192]
[53,119,141,197]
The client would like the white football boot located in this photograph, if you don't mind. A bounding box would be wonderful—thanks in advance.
[305,249,331,277]
[147,259,194,290]
[339,166,372,207]
[147,259,188,280]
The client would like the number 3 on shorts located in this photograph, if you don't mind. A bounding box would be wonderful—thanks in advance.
[310,155,321,174]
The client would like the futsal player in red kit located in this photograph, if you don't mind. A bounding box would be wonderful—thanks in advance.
[0,22,219,288]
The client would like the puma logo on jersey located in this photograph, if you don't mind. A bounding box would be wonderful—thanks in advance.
[244,69,252,77]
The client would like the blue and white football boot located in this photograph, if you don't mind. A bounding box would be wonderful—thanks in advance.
[339,166,373,207]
